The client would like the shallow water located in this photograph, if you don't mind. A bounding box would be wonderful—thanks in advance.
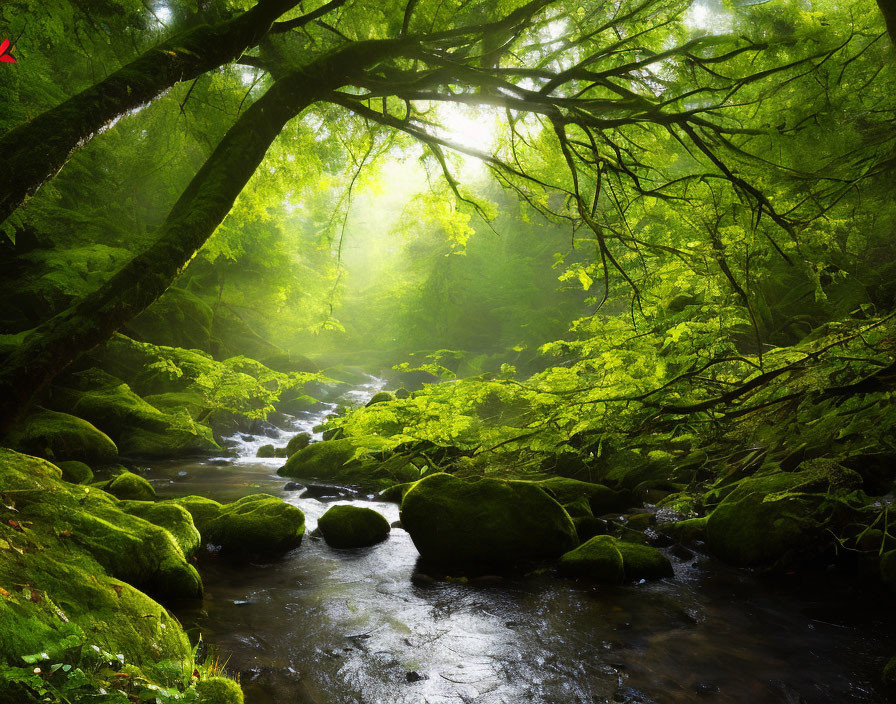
[144,377,896,704]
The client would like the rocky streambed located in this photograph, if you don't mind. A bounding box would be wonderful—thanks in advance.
[139,384,896,704]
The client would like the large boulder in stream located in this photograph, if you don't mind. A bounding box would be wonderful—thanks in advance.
[400,473,578,565]
[704,460,864,568]
[3,407,118,463]
[279,436,418,490]
[558,536,672,583]
[165,494,304,555]
[317,505,391,548]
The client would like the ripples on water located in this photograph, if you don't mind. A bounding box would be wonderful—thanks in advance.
[144,376,895,704]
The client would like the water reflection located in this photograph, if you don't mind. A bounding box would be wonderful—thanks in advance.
[155,461,895,704]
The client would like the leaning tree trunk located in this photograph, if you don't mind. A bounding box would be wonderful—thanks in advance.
[0,39,407,431]
[0,0,302,226]
[880,0,896,46]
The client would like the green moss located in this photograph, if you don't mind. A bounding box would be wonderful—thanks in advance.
[0,449,200,679]
[400,473,578,565]
[884,656,896,688]
[119,500,201,559]
[705,462,863,568]
[562,496,593,518]
[165,495,224,530]
[285,432,311,455]
[394,387,411,399]
[57,460,94,484]
[48,369,220,457]
[366,391,394,406]
[3,408,118,463]
[278,436,395,488]
[558,536,672,583]
[256,444,276,458]
[661,516,708,544]
[557,535,624,583]
[105,471,156,501]
[186,494,304,555]
[196,675,245,703]
[514,477,626,514]
[317,505,390,548]
[144,390,208,420]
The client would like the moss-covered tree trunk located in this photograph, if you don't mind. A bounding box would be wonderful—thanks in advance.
[0,40,407,430]
[0,0,302,226]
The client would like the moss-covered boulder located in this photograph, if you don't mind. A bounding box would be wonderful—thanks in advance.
[562,496,593,519]
[400,473,578,565]
[256,444,276,458]
[119,500,201,559]
[196,676,245,704]
[57,460,94,484]
[165,494,304,555]
[105,471,156,501]
[705,461,863,568]
[573,516,609,542]
[285,432,312,455]
[278,436,410,490]
[514,477,627,515]
[47,369,219,457]
[366,391,394,406]
[0,449,201,612]
[317,505,390,548]
[3,408,118,463]
[558,536,673,583]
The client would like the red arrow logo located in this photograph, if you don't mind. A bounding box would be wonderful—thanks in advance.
[0,39,17,64]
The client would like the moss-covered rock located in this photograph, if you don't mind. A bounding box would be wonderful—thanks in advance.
[558,535,624,583]
[514,477,627,514]
[705,461,863,568]
[3,408,118,463]
[165,494,304,555]
[166,495,224,528]
[883,656,896,688]
[562,496,593,518]
[573,516,609,542]
[47,369,220,457]
[278,436,408,490]
[317,505,391,548]
[400,473,578,565]
[366,391,394,406]
[105,471,156,501]
[661,516,708,544]
[196,676,245,703]
[256,444,276,458]
[119,500,201,559]
[285,432,312,455]
[0,449,201,614]
[57,460,94,484]
[558,535,672,583]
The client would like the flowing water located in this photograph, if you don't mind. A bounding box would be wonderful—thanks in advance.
[142,376,896,704]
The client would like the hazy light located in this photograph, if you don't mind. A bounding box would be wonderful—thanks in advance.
[437,103,496,153]
[683,0,733,33]
[153,3,172,24]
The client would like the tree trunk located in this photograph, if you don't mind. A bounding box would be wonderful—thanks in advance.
[0,0,302,227]
[880,0,896,46]
[0,39,407,430]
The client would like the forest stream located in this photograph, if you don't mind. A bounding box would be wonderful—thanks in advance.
[134,378,894,704]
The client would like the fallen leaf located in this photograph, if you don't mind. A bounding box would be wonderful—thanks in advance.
[8,520,22,531]
[59,530,72,538]
[113,585,123,597]
[29,588,41,603]
[0,587,10,598]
